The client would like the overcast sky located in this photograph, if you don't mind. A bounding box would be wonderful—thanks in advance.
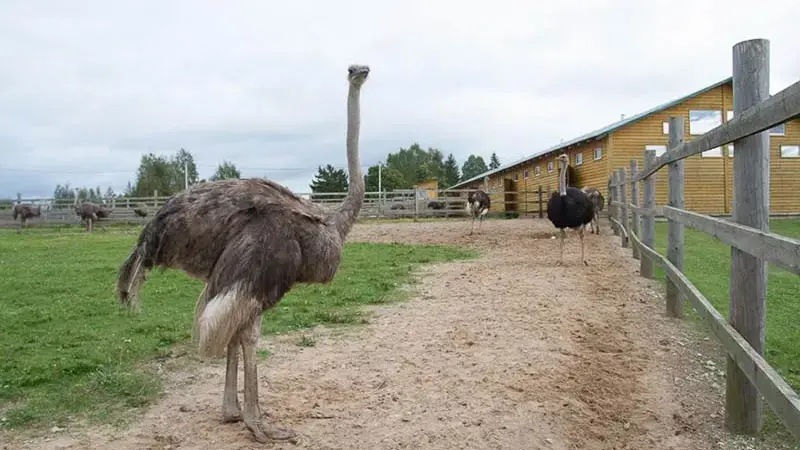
[1,0,797,198]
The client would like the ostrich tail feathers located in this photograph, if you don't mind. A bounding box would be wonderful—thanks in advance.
[116,247,147,313]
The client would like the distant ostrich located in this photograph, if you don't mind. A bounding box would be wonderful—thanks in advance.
[580,186,604,235]
[12,203,43,232]
[115,64,370,443]
[466,189,490,235]
[547,154,594,265]
[427,200,445,210]
[74,202,111,232]
[133,208,148,218]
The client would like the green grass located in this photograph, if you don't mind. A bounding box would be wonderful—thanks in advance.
[0,227,475,430]
[652,217,800,442]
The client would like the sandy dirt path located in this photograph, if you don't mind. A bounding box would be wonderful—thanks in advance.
[4,219,754,449]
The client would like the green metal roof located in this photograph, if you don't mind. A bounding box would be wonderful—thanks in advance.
[448,77,733,190]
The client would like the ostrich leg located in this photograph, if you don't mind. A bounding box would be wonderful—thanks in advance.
[557,228,566,266]
[579,227,588,265]
[241,316,296,443]
[222,342,242,422]
[470,215,475,235]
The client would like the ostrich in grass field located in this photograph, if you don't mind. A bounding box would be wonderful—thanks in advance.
[466,189,490,235]
[115,64,370,443]
[547,154,594,265]
[12,203,43,232]
[580,186,604,235]
[75,202,111,232]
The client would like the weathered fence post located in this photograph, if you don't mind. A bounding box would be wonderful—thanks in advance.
[640,149,656,278]
[413,188,419,222]
[537,186,543,218]
[524,187,529,216]
[630,160,640,260]
[153,190,158,208]
[610,172,620,236]
[727,37,770,435]
[666,115,685,318]
[619,168,628,248]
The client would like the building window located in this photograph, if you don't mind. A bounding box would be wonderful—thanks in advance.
[662,121,669,135]
[780,145,800,158]
[547,161,554,172]
[534,166,541,176]
[645,144,667,157]
[574,152,583,166]
[594,147,602,160]
[514,173,519,181]
[689,110,722,135]
[523,169,529,179]
[727,110,785,135]
[727,144,734,158]
[701,147,723,157]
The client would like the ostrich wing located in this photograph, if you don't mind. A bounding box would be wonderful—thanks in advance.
[138,178,327,280]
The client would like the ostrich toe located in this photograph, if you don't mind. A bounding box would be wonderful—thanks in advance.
[246,419,297,443]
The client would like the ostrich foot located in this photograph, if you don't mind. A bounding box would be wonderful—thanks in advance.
[246,419,298,443]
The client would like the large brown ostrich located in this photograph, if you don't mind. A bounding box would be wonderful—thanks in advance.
[115,64,370,443]
[12,203,43,232]
[580,186,604,235]
[75,202,111,232]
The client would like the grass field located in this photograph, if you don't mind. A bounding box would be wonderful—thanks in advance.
[653,217,800,437]
[0,227,475,430]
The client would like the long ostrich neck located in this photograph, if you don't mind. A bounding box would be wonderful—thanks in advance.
[559,160,567,196]
[332,83,365,237]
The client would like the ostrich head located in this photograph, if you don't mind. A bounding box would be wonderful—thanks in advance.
[347,65,370,87]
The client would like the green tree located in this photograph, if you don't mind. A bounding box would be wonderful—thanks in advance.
[132,148,200,197]
[210,161,241,181]
[53,183,76,200]
[384,143,448,187]
[364,165,405,192]
[442,153,460,187]
[489,152,500,169]
[309,164,349,193]
[133,153,179,197]
[460,154,489,181]
[171,148,199,187]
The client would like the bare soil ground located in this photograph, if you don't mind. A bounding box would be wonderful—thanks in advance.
[2,218,778,449]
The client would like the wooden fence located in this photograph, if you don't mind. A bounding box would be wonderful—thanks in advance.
[607,38,800,438]
[0,189,491,228]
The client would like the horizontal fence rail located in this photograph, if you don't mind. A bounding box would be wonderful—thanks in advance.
[0,188,522,228]
[608,38,800,440]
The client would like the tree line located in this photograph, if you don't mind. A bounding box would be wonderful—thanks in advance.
[51,148,242,201]
[49,143,501,201]
[310,143,501,193]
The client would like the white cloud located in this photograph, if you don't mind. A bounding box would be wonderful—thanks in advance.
[0,0,797,197]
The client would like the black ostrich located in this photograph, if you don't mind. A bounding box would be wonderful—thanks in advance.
[547,154,594,265]
[466,189,490,235]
